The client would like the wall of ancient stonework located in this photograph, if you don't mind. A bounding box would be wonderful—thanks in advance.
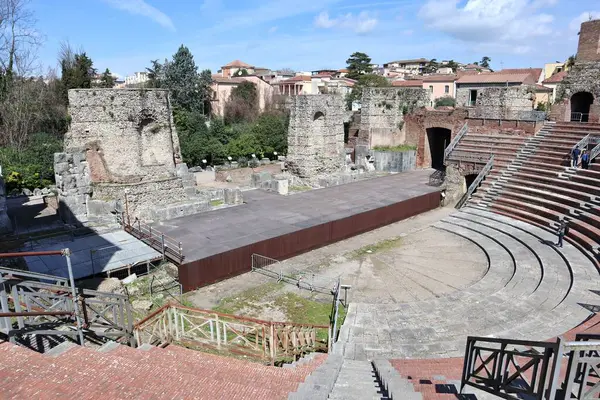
[54,152,92,224]
[552,61,600,123]
[577,19,600,63]
[457,86,535,120]
[466,119,542,136]
[286,95,347,178]
[360,87,429,148]
[404,108,468,168]
[65,89,181,183]
[0,177,12,233]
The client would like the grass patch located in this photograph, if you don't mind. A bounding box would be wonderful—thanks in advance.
[274,292,345,327]
[347,236,403,259]
[372,144,417,152]
[289,185,312,192]
[210,199,224,207]
[213,282,283,315]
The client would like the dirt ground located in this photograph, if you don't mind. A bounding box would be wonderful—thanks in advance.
[184,206,488,325]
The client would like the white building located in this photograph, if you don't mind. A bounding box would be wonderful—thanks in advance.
[125,72,149,86]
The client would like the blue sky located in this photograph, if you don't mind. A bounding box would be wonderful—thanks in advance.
[31,0,600,77]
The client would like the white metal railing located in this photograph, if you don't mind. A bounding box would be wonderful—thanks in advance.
[133,303,329,361]
[456,155,494,209]
[591,141,600,161]
[444,122,469,163]
[571,112,590,123]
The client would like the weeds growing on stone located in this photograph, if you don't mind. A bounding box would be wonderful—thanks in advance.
[372,144,417,152]
[347,236,403,259]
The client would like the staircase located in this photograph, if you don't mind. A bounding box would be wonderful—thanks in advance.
[0,340,326,399]
[468,121,600,264]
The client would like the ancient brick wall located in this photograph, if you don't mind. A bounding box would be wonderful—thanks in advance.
[286,95,347,178]
[577,19,600,63]
[404,108,468,168]
[466,119,541,136]
[65,89,182,183]
[360,87,429,148]
[552,61,600,122]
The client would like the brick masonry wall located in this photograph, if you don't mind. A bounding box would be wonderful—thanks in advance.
[286,95,347,178]
[466,119,541,136]
[577,19,600,63]
[65,89,182,183]
[404,108,468,168]
[360,87,429,148]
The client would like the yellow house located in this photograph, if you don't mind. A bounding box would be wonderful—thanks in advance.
[543,62,565,80]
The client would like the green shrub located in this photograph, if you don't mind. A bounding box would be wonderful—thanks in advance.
[434,96,456,108]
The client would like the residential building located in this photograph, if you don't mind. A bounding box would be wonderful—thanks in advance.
[392,79,423,88]
[541,70,567,103]
[220,60,255,78]
[436,67,454,75]
[498,68,544,84]
[254,69,295,84]
[274,75,311,95]
[532,84,553,108]
[125,72,149,86]
[455,72,536,107]
[210,75,273,117]
[422,74,458,107]
[383,58,429,76]
[544,62,565,80]
[461,63,491,73]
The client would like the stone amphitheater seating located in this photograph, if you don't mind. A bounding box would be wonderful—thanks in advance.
[471,122,600,263]
[0,340,326,399]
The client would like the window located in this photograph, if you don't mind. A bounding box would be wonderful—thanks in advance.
[429,85,434,93]
[445,85,450,94]
[469,89,478,106]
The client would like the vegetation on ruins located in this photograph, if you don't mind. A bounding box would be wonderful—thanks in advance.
[345,72,390,110]
[346,51,373,79]
[435,96,456,108]
[566,55,576,70]
[372,144,417,153]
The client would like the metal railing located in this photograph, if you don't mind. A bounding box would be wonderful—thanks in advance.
[123,217,184,265]
[591,141,600,161]
[250,254,340,295]
[443,122,468,163]
[571,112,590,123]
[133,303,329,362]
[461,336,562,400]
[0,263,134,346]
[455,155,494,209]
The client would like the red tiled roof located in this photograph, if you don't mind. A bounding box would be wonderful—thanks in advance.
[542,70,567,84]
[385,58,429,65]
[212,77,248,84]
[338,68,349,73]
[276,75,311,84]
[423,74,457,82]
[222,60,254,68]
[392,80,423,87]
[456,72,534,84]
[498,68,543,81]
[533,83,553,92]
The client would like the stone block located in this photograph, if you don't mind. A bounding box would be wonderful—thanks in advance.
[54,162,69,175]
[224,188,243,205]
[272,178,288,195]
[87,199,116,217]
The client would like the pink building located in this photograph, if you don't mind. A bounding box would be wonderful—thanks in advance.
[210,75,273,117]
[422,74,457,106]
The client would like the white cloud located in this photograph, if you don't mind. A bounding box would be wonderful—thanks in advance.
[314,11,378,34]
[102,0,175,31]
[569,11,600,32]
[418,0,556,54]
[268,26,278,34]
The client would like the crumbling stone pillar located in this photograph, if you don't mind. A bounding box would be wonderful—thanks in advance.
[286,95,346,178]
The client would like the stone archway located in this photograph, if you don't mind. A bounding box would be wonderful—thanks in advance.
[571,92,594,122]
[426,127,451,170]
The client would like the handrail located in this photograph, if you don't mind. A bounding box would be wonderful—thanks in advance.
[123,217,184,264]
[572,134,590,152]
[443,122,468,163]
[0,266,69,286]
[455,155,494,209]
[591,141,600,161]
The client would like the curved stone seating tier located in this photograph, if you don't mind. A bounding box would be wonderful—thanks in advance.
[335,209,597,360]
